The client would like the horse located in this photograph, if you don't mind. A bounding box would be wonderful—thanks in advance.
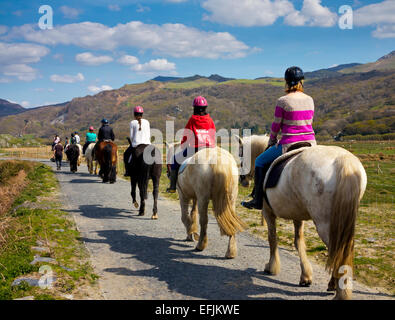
[95,141,118,183]
[85,142,98,175]
[65,144,80,173]
[166,143,246,259]
[235,135,367,300]
[76,144,83,167]
[125,138,162,219]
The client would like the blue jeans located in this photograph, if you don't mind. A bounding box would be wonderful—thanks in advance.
[255,144,283,168]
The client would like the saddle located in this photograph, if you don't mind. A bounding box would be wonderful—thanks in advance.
[263,142,312,208]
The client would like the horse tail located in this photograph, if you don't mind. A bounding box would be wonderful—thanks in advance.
[326,154,365,279]
[103,143,113,176]
[210,151,246,236]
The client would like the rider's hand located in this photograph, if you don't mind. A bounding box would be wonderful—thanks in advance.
[265,139,277,151]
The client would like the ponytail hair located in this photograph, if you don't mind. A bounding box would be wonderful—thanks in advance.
[134,112,143,131]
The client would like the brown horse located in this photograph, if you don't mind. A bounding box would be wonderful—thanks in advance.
[95,141,118,183]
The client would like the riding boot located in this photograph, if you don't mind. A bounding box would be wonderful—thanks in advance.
[241,165,268,210]
[166,168,179,193]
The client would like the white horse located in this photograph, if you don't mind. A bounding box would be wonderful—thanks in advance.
[235,135,367,300]
[166,144,246,258]
[85,143,98,175]
[76,144,83,167]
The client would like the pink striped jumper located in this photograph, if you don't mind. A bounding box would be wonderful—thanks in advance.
[269,91,317,153]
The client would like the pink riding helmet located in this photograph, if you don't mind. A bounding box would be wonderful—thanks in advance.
[193,96,208,107]
[134,106,144,113]
[89,126,94,131]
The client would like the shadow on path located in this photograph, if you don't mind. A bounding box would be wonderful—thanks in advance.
[82,229,335,300]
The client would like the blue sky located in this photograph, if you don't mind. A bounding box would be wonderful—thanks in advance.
[0,0,394,108]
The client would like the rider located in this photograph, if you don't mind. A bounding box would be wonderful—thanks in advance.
[53,138,63,170]
[241,66,317,210]
[98,118,115,142]
[123,106,151,177]
[166,96,216,193]
[83,126,97,155]
[70,132,76,144]
[74,131,81,144]
[93,119,115,159]
[51,134,60,151]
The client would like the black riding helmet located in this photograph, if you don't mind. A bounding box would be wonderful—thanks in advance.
[285,66,304,87]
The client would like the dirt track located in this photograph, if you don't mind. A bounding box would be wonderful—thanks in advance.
[51,160,391,300]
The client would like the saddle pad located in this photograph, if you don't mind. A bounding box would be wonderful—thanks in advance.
[264,147,311,190]
[179,157,193,175]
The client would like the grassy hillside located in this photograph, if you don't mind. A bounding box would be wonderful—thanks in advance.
[0,70,393,142]
[341,50,395,74]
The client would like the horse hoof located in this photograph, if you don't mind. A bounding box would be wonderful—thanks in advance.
[299,280,312,287]
[195,246,204,252]
[151,214,158,220]
[133,202,139,208]
[138,212,145,216]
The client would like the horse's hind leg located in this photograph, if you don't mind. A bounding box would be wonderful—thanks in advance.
[190,199,199,241]
[293,220,313,286]
[151,176,159,220]
[131,178,138,208]
[180,196,193,241]
[196,198,209,251]
[225,235,237,259]
[263,208,281,275]
[109,165,117,183]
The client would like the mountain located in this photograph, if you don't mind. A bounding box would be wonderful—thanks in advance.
[0,51,393,141]
[0,70,393,141]
[152,74,235,83]
[303,50,395,79]
[0,99,25,117]
[340,50,395,74]
[305,63,362,79]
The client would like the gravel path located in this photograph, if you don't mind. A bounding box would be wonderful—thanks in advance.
[46,160,391,300]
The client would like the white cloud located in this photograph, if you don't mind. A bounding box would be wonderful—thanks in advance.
[50,73,84,83]
[108,4,121,12]
[20,101,30,108]
[88,85,113,94]
[60,6,81,19]
[354,0,395,38]
[354,0,395,26]
[0,42,49,81]
[136,4,151,13]
[75,52,113,66]
[202,0,294,26]
[118,55,139,65]
[284,0,337,27]
[5,21,250,59]
[372,24,395,39]
[0,42,49,65]
[132,59,176,74]
[202,0,337,27]
[0,25,8,35]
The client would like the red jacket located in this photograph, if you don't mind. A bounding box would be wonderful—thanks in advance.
[181,114,216,148]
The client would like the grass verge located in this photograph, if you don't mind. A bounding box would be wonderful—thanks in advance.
[0,161,100,300]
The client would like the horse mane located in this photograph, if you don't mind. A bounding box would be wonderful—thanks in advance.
[238,134,269,178]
